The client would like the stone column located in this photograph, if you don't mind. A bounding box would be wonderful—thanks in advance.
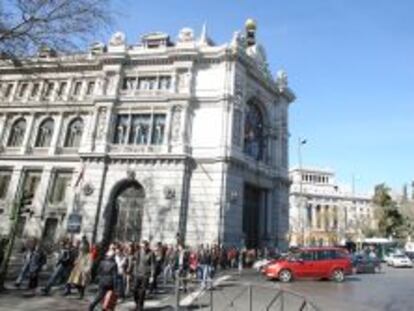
[312,205,317,229]
[36,167,53,218]
[49,114,63,155]
[0,114,7,147]
[82,110,99,153]
[22,114,35,154]
[94,104,114,153]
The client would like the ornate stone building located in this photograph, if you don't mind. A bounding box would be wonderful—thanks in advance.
[0,20,294,249]
[289,167,376,246]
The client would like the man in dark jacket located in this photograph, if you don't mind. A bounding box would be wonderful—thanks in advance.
[134,240,155,311]
[88,249,118,311]
[42,239,74,295]
[27,244,47,294]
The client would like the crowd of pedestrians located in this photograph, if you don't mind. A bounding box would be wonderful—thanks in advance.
[12,236,273,310]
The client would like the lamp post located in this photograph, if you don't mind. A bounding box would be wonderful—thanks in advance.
[297,137,307,246]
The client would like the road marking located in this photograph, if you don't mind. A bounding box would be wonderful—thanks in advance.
[180,275,232,306]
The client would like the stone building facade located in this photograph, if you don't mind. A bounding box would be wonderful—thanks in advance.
[0,20,294,249]
[289,167,376,246]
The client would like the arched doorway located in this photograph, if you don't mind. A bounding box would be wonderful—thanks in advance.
[114,185,145,242]
[102,179,145,247]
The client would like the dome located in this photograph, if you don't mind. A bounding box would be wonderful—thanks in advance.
[245,18,257,30]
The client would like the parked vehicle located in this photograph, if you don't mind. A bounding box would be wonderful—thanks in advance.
[388,254,413,268]
[263,247,352,283]
[385,249,404,265]
[253,258,271,272]
[352,254,381,273]
[362,238,397,262]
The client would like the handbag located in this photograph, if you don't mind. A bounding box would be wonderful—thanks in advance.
[102,290,118,311]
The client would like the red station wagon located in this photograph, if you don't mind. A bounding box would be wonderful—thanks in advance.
[264,247,353,283]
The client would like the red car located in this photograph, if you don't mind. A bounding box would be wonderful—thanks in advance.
[263,247,352,283]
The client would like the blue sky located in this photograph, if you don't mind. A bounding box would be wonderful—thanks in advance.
[111,0,414,194]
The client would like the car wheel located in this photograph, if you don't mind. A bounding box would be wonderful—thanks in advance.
[278,269,292,283]
[332,269,345,283]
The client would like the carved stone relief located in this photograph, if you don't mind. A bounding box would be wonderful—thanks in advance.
[234,72,244,105]
[171,106,182,143]
[95,107,107,141]
[105,73,117,95]
[232,109,242,146]
[177,70,190,92]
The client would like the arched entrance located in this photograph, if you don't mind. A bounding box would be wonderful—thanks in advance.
[102,179,145,247]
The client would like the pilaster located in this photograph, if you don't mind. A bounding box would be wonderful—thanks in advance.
[49,114,63,155]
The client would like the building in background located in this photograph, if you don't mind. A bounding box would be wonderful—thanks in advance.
[289,167,376,246]
[0,20,294,249]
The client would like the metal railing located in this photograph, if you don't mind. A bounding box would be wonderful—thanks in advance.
[173,275,321,311]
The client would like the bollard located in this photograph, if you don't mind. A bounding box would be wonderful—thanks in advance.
[248,284,253,311]
[175,276,180,311]
[210,286,214,311]
[280,291,284,311]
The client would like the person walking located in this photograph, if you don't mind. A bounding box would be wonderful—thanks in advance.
[175,243,189,292]
[163,245,176,286]
[15,238,36,288]
[133,240,155,311]
[124,243,135,297]
[42,239,74,295]
[64,241,91,299]
[150,241,164,293]
[198,246,212,290]
[88,249,118,311]
[27,243,47,295]
[114,244,127,299]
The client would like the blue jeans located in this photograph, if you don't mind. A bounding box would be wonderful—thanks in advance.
[16,262,30,285]
[44,264,71,292]
[200,264,212,289]
[116,274,125,298]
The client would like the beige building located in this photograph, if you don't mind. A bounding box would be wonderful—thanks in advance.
[289,167,376,246]
[0,20,294,250]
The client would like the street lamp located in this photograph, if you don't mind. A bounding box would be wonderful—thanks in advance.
[297,137,307,246]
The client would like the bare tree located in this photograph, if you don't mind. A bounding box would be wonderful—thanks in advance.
[0,0,113,59]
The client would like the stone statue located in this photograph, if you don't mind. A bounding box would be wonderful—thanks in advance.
[276,70,288,90]
[109,31,126,46]
[178,28,194,42]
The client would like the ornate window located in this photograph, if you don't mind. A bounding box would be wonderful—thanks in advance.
[30,83,40,98]
[64,118,84,148]
[130,114,151,145]
[72,81,82,96]
[49,171,72,204]
[18,83,28,98]
[113,113,166,146]
[151,114,166,144]
[243,102,265,161]
[158,76,171,90]
[113,115,129,144]
[35,118,54,147]
[0,170,12,199]
[138,77,157,90]
[56,81,67,99]
[86,81,95,96]
[7,118,27,147]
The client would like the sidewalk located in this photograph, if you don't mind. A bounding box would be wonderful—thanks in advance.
[0,281,176,311]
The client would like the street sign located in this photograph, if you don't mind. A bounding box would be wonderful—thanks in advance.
[67,213,82,234]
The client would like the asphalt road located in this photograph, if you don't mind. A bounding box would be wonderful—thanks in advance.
[192,266,414,311]
[0,266,413,311]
